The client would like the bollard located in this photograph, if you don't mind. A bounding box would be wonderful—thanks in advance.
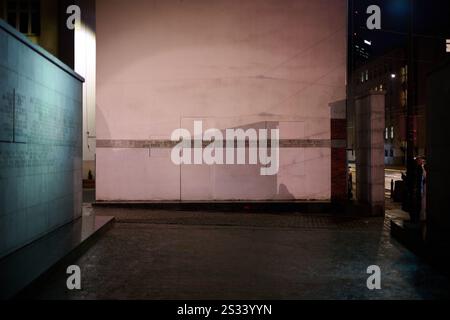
[391,179,394,199]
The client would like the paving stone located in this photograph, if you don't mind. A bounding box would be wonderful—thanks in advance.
[22,208,450,300]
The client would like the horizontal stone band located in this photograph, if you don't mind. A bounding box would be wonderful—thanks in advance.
[97,139,346,149]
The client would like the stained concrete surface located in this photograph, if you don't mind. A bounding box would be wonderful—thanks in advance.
[21,207,450,300]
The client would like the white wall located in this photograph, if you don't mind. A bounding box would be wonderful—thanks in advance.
[96,0,347,201]
[75,0,97,179]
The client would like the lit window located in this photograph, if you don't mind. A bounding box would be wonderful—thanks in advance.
[401,90,407,107]
[5,0,40,36]
[385,128,389,140]
[401,66,408,83]
[390,126,394,139]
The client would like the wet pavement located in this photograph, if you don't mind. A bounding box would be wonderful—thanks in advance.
[20,206,450,300]
[348,165,405,198]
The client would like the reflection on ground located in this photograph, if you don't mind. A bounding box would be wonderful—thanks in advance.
[21,204,450,300]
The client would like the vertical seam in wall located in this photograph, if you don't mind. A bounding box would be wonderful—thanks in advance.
[179,116,182,201]
[12,88,15,143]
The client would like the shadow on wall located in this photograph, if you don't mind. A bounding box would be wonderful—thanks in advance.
[95,117,301,200]
[94,106,110,201]
[181,119,297,200]
[276,184,295,200]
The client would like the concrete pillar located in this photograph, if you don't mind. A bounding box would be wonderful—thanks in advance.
[355,91,386,216]
[426,62,450,258]
[330,100,348,202]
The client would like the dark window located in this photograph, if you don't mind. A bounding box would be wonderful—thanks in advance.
[31,11,39,34]
[7,12,16,27]
[5,0,40,36]
[19,12,28,33]
[19,0,27,10]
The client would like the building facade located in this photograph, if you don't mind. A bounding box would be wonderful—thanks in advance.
[1,0,96,181]
[350,48,409,166]
[348,35,448,167]
[95,0,348,201]
[2,0,349,202]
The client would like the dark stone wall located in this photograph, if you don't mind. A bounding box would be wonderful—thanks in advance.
[0,20,83,258]
[427,61,450,234]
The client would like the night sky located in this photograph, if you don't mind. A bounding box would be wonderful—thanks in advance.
[350,0,450,58]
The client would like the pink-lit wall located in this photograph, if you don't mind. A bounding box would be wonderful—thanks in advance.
[96,0,347,201]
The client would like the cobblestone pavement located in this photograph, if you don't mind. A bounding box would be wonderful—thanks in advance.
[22,207,450,300]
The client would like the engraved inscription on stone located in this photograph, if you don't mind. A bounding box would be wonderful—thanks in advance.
[14,92,28,144]
[0,84,82,175]
[0,90,13,142]
[0,26,83,259]
[0,89,80,147]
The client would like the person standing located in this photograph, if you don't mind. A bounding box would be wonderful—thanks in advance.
[411,157,426,223]
[420,158,427,222]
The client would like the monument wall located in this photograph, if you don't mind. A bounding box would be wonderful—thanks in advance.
[0,20,83,258]
[96,0,347,201]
